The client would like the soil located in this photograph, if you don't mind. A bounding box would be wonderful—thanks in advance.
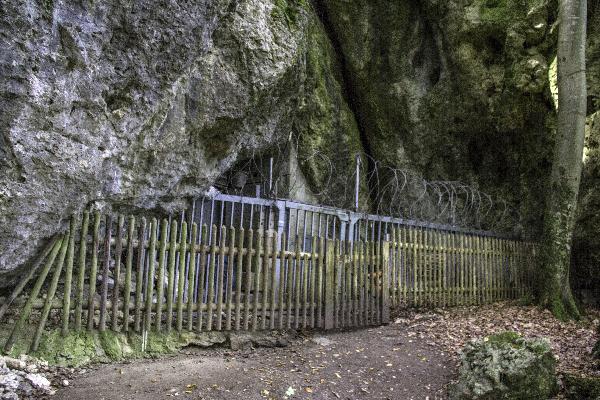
[53,323,454,400]
[51,302,600,400]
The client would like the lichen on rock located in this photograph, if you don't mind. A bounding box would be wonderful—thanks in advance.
[449,332,558,400]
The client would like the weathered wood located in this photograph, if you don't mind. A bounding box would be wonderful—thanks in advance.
[242,228,253,331]
[144,218,158,333]
[261,230,270,330]
[3,237,63,352]
[197,224,209,332]
[155,219,168,332]
[166,220,179,332]
[381,241,390,324]
[352,241,359,327]
[344,240,352,327]
[31,231,70,352]
[316,236,324,329]
[324,240,336,330]
[74,211,90,331]
[187,223,198,331]
[123,216,135,332]
[60,217,77,335]
[293,235,301,330]
[0,235,60,324]
[302,243,309,329]
[286,234,294,329]
[176,222,188,332]
[133,217,147,332]
[251,230,263,331]
[206,227,218,331]
[87,211,102,331]
[270,233,279,330]
[234,227,245,331]
[358,241,365,326]
[216,226,226,331]
[99,215,113,332]
[278,233,287,330]
[226,226,236,331]
[110,215,124,331]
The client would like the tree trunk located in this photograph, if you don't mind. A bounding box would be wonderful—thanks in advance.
[538,0,587,320]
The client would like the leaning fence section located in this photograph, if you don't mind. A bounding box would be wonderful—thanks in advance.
[0,207,533,355]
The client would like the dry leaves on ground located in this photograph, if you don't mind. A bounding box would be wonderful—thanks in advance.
[394,301,600,377]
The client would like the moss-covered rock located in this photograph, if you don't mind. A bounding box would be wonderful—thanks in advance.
[563,374,600,400]
[449,332,558,400]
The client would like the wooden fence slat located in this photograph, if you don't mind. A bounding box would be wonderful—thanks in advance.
[270,232,278,330]
[31,231,70,352]
[155,219,168,332]
[324,240,335,330]
[187,223,198,331]
[123,216,136,332]
[252,230,263,332]
[365,240,371,325]
[133,217,147,332]
[216,226,226,331]
[286,234,294,329]
[381,241,390,324]
[99,215,112,332]
[293,235,302,330]
[74,211,90,331]
[309,236,317,329]
[3,237,63,352]
[278,233,287,330]
[87,211,102,331]
[243,228,253,331]
[350,242,357,327]
[166,220,179,332]
[235,228,245,331]
[197,224,209,332]
[176,221,188,332]
[316,236,324,329]
[207,227,218,331]
[345,241,352,327]
[111,215,124,331]
[226,226,236,331]
[61,217,77,335]
[144,218,158,333]
[261,230,270,331]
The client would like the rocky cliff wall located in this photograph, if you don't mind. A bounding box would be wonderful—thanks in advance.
[1,0,599,289]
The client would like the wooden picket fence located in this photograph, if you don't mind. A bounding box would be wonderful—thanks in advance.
[0,210,533,354]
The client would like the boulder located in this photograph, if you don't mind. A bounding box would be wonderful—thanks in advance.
[449,332,558,400]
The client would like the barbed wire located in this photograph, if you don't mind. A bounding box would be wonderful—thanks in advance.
[213,134,518,233]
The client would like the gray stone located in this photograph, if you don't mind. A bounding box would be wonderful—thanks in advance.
[0,0,311,284]
[449,332,558,400]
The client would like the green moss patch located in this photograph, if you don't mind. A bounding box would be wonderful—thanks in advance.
[563,374,600,400]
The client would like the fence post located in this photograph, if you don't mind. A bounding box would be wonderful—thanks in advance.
[381,241,390,324]
[324,240,335,330]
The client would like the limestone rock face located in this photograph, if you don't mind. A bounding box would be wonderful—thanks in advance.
[0,0,315,283]
[318,0,557,232]
[1,0,599,288]
[449,332,558,400]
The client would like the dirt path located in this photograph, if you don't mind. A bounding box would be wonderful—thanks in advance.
[54,323,454,400]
